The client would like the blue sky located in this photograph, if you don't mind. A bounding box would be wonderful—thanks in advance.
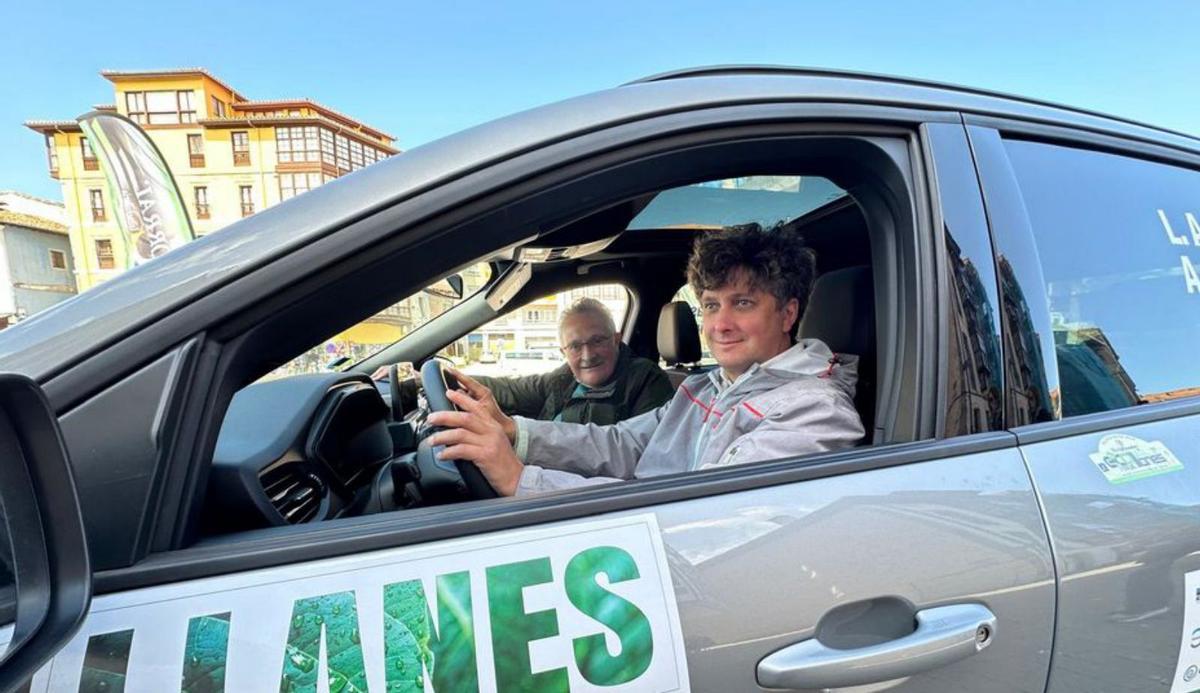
[5,0,1199,201]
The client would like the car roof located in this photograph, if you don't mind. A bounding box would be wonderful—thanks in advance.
[632,65,1200,146]
[5,68,1197,381]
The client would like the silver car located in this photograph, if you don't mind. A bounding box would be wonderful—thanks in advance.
[1,66,1199,692]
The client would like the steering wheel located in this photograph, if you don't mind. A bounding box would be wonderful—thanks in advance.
[387,363,404,421]
[419,359,499,499]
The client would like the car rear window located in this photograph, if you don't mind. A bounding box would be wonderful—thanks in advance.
[1005,138,1200,416]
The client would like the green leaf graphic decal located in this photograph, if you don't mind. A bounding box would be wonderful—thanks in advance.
[278,591,369,693]
[487,558,567,693]
[181,612,231,693]
[429,573,478,693]
[384,573,478,693]
[565,546,653,685]
[383,581,430,693]
[79,628,134,693]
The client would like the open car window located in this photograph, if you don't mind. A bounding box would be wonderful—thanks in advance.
[258,263,492,380]
[439,283,630,377]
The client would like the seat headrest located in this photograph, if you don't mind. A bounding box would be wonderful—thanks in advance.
[798,266,874,357]
[657,301,702,366]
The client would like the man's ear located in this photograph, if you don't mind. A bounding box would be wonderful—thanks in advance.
[782,298,800,334]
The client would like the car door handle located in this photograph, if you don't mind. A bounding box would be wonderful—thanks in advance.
[756,603,997,690]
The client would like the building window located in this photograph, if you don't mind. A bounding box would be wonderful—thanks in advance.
[95,239,115,270]
[279,172,324,200]
[126,92,146,123]
[89,189,106,222]
[349,140,364,170]
[210,95,227,118]
[335,134,350,174]
[232,131,250,165]
[188,134,205,168]
[81,136,98,171]
[240,185,254,216]
[524,308,556,324]
[125,90,196,124]
[276,126,320,163]
[320,129,335,166]
[45,134,59,174]
[194,186,210,219]
[48,249,67,270]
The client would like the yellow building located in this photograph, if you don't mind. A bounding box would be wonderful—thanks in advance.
[26,68,399,291]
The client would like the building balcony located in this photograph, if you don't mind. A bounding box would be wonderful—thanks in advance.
[189,154,206,168]
[82,158,99,171]
[233,151,250,166]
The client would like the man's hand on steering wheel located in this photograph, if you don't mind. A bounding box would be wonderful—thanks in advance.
[444,368,517,443]
[428,389,523,496]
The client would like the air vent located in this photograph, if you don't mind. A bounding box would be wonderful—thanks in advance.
[259,464,324,524]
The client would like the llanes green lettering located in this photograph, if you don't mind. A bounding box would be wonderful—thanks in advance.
[428,572,477,693]
[487,558,569,692]
[67,544,662,692]
[279,591,369,693]
[79,629,134,693]
[181,612,231,693]
[564,547,653,686]
[383,573,478,693]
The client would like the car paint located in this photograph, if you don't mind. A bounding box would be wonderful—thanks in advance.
[5,68,1200,691]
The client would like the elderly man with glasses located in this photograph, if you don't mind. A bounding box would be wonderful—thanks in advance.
[468,297,673,425]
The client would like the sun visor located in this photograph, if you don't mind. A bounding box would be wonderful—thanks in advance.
[514,194,653,263]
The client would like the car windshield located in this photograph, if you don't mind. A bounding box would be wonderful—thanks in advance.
[258,263,492,380]
[627,175,846,230]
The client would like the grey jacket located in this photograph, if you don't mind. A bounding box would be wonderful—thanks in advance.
[513,338,865,496]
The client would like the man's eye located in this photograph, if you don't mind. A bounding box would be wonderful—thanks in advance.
[736,299,754,308]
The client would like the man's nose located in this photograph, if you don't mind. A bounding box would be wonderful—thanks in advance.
[707,305,734,332]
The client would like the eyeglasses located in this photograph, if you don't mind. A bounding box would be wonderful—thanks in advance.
[561,334,614,355]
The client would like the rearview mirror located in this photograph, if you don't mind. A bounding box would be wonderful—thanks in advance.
[0,374,91,690]
[422,273,465,301]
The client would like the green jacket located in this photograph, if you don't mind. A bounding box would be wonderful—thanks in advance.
[475,344,673,425]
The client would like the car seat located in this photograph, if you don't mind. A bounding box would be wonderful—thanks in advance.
[657,301,703,388]
[797,265,876,437]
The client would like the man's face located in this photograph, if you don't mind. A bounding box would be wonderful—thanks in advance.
[560,312,620,387]
[700,270,799,379]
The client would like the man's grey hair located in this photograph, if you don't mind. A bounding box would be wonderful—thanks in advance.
[559,297,616,336]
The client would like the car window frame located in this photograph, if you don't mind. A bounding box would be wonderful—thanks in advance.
[58,106,945,584]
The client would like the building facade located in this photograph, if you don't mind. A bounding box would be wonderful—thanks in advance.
[0,191,76,326]
[26,68,398,291]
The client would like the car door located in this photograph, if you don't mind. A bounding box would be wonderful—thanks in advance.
[969,121,1200,692]
[20,98,1053,691]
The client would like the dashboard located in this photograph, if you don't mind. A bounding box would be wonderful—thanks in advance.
[205,372,397,532]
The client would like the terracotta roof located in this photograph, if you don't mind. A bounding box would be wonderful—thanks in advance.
[23,120,82,133]
[0,191,64,207]
[100,68,247,101]
[234,99,395,142]
[0,210,68,234]
[93,104,117,111]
